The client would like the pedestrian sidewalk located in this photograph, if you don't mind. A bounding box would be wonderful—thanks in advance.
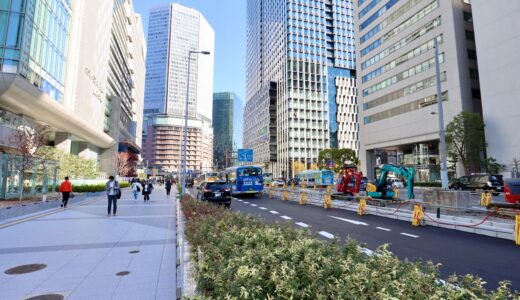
[0,186,177,300]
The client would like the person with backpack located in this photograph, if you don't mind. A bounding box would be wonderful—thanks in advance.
[105,176,120,216]
[59,177,73,208]
[142,179,154,202]
[131,178,142,201]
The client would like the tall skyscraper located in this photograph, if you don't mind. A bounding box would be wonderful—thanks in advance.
[213,92,244,171]
[0,0,146,176]
[142,4,215,176]
[472,0,520,177]
[356,0,481,181]
[244,0,358,178]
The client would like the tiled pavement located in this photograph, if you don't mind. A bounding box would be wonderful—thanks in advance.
[0,187,177,300]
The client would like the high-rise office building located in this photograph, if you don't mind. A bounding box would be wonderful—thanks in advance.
[356,0,481,181]
[213,92,244,171]
[0,0,146,176]
[244,0,358,178]
[472,0,520,177]
[142,4,215,176]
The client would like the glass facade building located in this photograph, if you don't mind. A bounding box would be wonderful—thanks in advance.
[212,92,243,170]
[0,0,72,102]
[244,0,358,178]
[356,0,481,181]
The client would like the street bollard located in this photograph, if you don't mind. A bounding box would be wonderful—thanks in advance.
[394,188,399,199]
[412,204,424,226]
[301,183,306,190]
[480,192,487,206]
[269,188,275,199]
[323,194,332,209]
[486,192,492,206]
[299,191,307,205]
[516,214,520,246]
[282,190,289,201]
[314,184,317,191]
[357,198,367,216]
[291,183,296,190]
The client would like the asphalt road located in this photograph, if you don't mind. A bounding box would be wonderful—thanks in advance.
[227,194,520,291]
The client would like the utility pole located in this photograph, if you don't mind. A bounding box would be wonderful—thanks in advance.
[434,38,449,190]
[182,50,210,196]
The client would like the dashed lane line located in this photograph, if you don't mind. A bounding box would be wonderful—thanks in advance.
[295,222,309,228]
[329,215,369,226]
[269,210,279,215]
[280,216,292,220]
[400,232,419,238]
[244,202,250,204]
[259,207,267,210]
[318,231,334,239]
[376,227,392,232]
[250,204,258,207]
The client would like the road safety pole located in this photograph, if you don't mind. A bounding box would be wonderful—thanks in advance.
[434,38,449,190]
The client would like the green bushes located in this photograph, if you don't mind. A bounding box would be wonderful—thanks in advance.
[182,197,514,299]
[71,182,130,193]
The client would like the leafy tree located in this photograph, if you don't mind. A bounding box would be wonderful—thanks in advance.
[445,112,486,175]
[38,146,100,179]
[317,148,359,173]
[483,157,505,175]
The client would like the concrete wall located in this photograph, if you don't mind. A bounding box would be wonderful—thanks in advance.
[472,0,520,177]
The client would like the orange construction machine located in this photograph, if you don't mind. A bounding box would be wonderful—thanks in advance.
[336,165,363,195]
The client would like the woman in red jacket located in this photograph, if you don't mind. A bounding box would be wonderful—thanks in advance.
[59,177,73,208]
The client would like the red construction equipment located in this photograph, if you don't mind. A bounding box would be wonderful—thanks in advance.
[336,165,363,195]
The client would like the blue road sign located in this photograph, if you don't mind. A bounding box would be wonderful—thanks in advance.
[238,149,253,162]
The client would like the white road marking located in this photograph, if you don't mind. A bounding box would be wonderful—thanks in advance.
[360,247,374,256]
[295,222,309,228]
[280,216,292,220]
[259,207,267,210]
[329,216,369,226]
[376,227,391,232]
[244,202,250,204]
[237,199,243,202]
[269,210,279,214]
[400,232,419,238]
[250,204,258,207]
[319,231,334,239]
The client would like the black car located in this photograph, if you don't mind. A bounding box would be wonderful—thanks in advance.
[450,175,503,194]
[196,181,232,207]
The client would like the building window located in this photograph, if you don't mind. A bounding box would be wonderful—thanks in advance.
[465,30,475,41]
[469,68,479,80]
[467,49,477,60]
[463,11,473,23]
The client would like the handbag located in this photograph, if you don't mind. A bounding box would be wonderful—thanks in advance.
[136,185,141,192]
[117,189,122,199]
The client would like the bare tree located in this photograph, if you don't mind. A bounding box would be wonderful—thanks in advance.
[8,124,49,201]
[513,157,520,178]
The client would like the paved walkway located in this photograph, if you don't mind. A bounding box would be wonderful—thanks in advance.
[0,186,177,300]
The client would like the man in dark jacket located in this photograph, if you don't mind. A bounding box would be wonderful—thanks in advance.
[105,176,120,216]
[165,179,172,196]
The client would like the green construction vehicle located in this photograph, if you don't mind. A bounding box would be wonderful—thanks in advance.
[366,164,415,200]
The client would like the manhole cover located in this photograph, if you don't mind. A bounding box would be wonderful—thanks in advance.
[25,294,64,300]
[116,271,130,276]
[128,250,140,254]
[5,264,47,275]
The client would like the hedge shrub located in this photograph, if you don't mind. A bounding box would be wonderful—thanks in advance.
[71,182,130,193]
[181,197,515,299]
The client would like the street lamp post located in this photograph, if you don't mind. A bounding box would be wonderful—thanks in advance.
[181,50,211,196]
[434,38,449,190]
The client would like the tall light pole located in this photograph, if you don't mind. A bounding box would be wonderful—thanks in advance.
[434,38,449,190]
[182,50,211,196]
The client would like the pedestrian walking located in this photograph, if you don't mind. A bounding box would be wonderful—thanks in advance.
[142,180,154,202]
[58,177,73,208]
[106,176,120,216]
[131,178,142,201]
[165,179,172,196]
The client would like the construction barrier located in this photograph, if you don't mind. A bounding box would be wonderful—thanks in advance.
[323,194,332,209]
[480,192,493,206]
[412,204,424,226]
[282,190,289,201]
[314,184,317,191]
[291,183,296,190]
[516,214,520,246]
[269,188,275,199]
[357,198,367,216]
[299,191,307,205]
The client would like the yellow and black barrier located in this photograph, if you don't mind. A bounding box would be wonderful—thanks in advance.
[412,204,424,226]
[480,192,492,206]
[357,198,367,216]
[299,191,307,205]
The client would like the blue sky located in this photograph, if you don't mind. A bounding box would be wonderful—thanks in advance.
[133,0,247,103]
